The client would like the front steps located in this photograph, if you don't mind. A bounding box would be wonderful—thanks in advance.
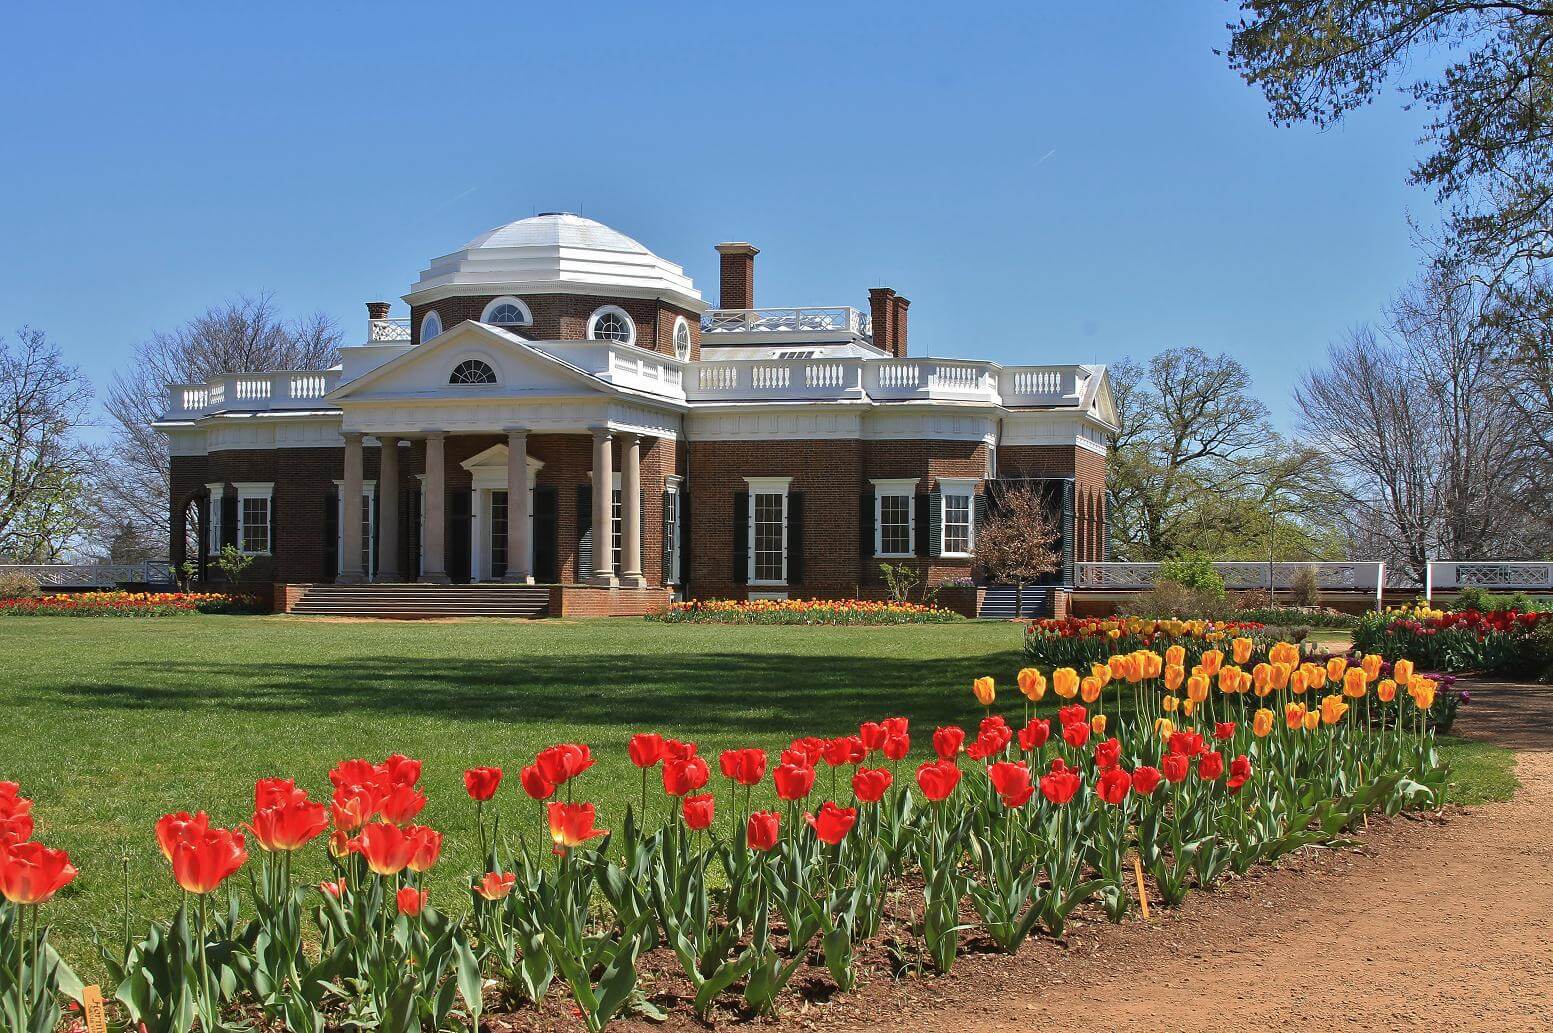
[977,585,1053,619]
[289,583,551,619]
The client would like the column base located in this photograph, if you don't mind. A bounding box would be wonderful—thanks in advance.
[502,572,536,585]
[334,572,368,585]
[619,573,647,588]
[587,574,618,588]
[419,572,452,585]
[374,570,402,584]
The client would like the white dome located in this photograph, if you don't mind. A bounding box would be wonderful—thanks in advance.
[406,213,704,311]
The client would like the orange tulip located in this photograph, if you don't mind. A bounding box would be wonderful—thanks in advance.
[1091,714,1107,735]
[1320,694,1349,726]
[1080,676,1102,704]
[1408,677,1437,711]
[1392,658,1414,686]
[1154,717,1175,739]
[1164,665,1185,693]
[547,802,607,851]
[1165,644,1185,668]
[1361,653,1382,679]
[1326,657,1347,682]
[1252,708,1274,738]
[1091,663,1112,688]
[1285,702,1307,729]
[1232,637,1253,665]
[1289,667,1307,694]
[1200,649,1223,676]
[1342,667,1368,699]
[1376,678,1397,703]
[1302,709,1321,732]
[1017,667,1046,702]
[1186,674,1210,704]
[972,676,996,707]
[1162,694,1180,713]
[1052,667,1079,699]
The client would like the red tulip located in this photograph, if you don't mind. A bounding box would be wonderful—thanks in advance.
[1096,767,1132,805]
[820,736,866,767]
[718,748,767,787]
[681,793,715,831]
[882,734,911,761]
[254,777,308,809]
[805,801,857,845]
[851,767,892,803]
[1093,737,1122,772]
[396,886,428,916]
[1039,769,1082,805]
[519,764,556,801]
[785,737,825,766]
[883,716,909,738]
[746,810,780,852]
[1132,765,1163,795]
[1214,722,1237,742]
[663,754,711,797]
[379,753,423,788]
[379,784,428,825]
[319,878,347,898]
[1057,704,1087,727]
[406,825,442,873]
[475,871,516,900]
[916,759,962,801]
[1018,718,1051,752]
[1227,754,1253,793]
[249,797,328,853]
[170,826,248,894]
[990,760,1036,806]
[156,811,210,861]
[772,762,816,801]
[328,758,378,791]
[859,721,888,752]
[349,822,419,876]
[330,786,378,830]
[628,734,666,768]
[932,726,965,761]
[1161,753,1191,784]
[463,767,503,801]
[1197,750,1225,781]
[1168,731,1205,757]
[1062,721,1091,749]
[547,802,607,851]
[536,743,594,786]
[662,738,698,762]
[0,841,77,905]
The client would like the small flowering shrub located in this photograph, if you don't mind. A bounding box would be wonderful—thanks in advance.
[0,591,258,616]
[1023,616,1265,669]
[0,633,1451,1030]
[1353,603,1545,675]
[651,598,961,625]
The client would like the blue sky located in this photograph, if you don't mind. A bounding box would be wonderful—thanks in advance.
[0,1,1434,434]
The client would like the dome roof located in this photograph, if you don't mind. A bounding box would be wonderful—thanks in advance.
[460,213,652,254]
[406,213,704,312]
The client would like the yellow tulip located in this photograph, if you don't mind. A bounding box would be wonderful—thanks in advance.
[1091,663,1111,688]
[1164,665,1185,693]
[1409,677,1437,711]
[1162,694,1179,713]
[1154,717,1175,739]
[1091,714,1107,735]
[1392,658,1414,685]
[1186,674,1210,704]
[1285,702,1307,729]
[1017,667,1046,702]
[1182,698,1197,717]
[973,676,996,707]
[1201,649,1223,676]
[1342,667,1368,699]
[1080,676,1102,704]
[1232,636,1253,665]
[1289,667,1307,694]
[1107,654,1128,680]
[1302,709,1321,732]
[1376,678,1397,703]
[1252,707,1274,737]
[1053,667,1079,699]
[1361,653,1382,680]
[1326,657,1347,682]
[1165,644,1185,668]
[1320,694,1349,726]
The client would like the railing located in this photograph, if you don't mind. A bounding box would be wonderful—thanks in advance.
[0,562,173,588]
[1075,561,1388,607]
[166,371,343,417]
[369,317,412,342]
[681,355,1079,404]
[1426,561,1553,600]
[701,307,871,337]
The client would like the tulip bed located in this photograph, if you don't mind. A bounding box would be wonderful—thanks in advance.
[650,598,961,624]
[2,634,1451,1032]
[1353,604,1545,674]
[0,592,251,617]
[1022,616,1267,669]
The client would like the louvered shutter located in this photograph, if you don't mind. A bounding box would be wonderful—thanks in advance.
[533,487,558,583]
[928,491,943,558]
[915,493,930,557]
[787,492,804,585]
[974,492,989,555]
[221,494,239,550]
[678,489,691,586]
[1061,479,1076,585]
[402,487,421,579]
[859,487,875,565]
[576,485,593,581]
[732,491,749,583]
[322,490,338,581]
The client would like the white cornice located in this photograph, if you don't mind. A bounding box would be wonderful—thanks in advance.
[404,280,709,314]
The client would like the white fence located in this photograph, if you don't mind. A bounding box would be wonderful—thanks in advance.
[1075,561,1388,608]
[0,562,173,588]
[1425,561,1553,600]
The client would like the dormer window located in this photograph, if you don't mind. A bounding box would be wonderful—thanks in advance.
[449,359,497,385]
[421,311,443,342]
[481,297,532,327]
[588,305,635,344]
[673,316,692,360]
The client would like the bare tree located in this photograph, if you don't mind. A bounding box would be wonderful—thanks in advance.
[1298,270,1543,580]
[974,486,1062,618]
[94,294,340,558]
[0,328,94,562]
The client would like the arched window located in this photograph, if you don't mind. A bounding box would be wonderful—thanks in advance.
[449,359,497,385]
[481,297,532,326]
[587,305,635,344]
[420,311,443,342]
[673,316,692,360]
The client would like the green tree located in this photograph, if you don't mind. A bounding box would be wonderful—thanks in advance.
[0,327,93,562]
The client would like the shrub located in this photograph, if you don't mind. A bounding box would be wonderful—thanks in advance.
[1118,582,1236,620]
[1233,606,1359,630]
[1449,587,1544,613]
[1156,554,1225,598]
[0,570,41,599]
[1287,566,1321,607]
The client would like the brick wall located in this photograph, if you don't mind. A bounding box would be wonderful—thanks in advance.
[410,292,700,359]
[999,444,1107,562]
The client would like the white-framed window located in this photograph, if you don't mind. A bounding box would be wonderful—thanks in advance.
[420,310,443,342]
[481,296,533,327]
[206,482,225,555]
[611,480,623,574]
[234,482,274,555]
[745,476,791,585]
[587,305,635,344]
[334,480,376,577]
[449,359,497,384]
[939,477,978,557]
[872,478,917,557]
[672,316,691,360]
[664,477,682,585]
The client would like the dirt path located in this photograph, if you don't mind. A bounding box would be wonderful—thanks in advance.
[822,680,1553,1032]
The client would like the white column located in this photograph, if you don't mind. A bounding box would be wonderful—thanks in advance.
[376,437,401,582]
[421,431,451,583]
[338,432,366,584]
[505,428,533,583]
[619,433,644,587]
[590,426,616,585]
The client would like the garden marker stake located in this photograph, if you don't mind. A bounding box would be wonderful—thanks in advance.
[82,985,109,1033]
[1132,852,1150,921]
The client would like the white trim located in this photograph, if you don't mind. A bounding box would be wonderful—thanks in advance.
[938,477,978,558]
[672,316,692,360]
[332,479,378,579]
[587,305,636,345]
[420,310,443,342]
[871,477,918,558]
[205,482,225,556]
[480,296,534,327]
[664,477,683,586]
[744,477,792,585]
[747,591,789,602]
[234,482,274,556]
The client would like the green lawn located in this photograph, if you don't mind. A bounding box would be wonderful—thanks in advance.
[0,613,1519,961]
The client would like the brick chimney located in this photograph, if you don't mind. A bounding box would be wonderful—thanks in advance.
[891,294,909,357]
[366,300,391,320]
[715,242,759,309]
[869,287,897,355]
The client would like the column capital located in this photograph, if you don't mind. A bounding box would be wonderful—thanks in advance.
[423,429,447,440]
[502,426,529,436]
[343,431,364,443]
[589,425,613,441]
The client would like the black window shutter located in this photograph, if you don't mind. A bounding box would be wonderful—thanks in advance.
[661,491,674,585]
[732,491,749,583]
[1061,479,1076,585]
[974,492,989,554]
[533,486,558,582]
[787,492,804,585]
[915,493,930,557]
[369,491,379,577]
[576,485,593,581]
[928,491,943,558]
[679,489,691,586]
[402,487,421,580]
[322,490,338,581]
[859,487,875,565]
[221,494,239,551]
[268,489,279,567]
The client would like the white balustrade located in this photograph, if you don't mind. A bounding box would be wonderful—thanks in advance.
[1075,561,1387,606]
[750,364,791,390]
[0,562,173,587]
[1426,561,1553,600]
